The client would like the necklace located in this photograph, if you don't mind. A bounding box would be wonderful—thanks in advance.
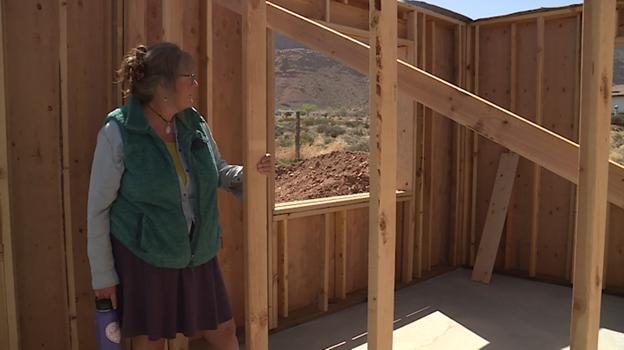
[146,104,173,134]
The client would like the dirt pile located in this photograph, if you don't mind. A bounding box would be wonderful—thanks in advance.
[275,150,369,203]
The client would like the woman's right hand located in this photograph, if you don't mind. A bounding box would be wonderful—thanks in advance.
[94,285,118,309]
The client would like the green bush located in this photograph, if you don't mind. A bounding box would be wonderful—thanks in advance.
[317,124,346,138]
[278,134,293,147]
[301,131,316,145]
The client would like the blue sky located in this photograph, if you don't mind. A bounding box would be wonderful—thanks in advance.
[418,0,582,19]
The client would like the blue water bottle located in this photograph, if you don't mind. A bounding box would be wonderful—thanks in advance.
[95,298,122,350]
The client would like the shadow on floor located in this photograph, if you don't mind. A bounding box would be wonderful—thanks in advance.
[256,269,624,350]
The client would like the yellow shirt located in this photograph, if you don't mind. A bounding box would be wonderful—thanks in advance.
[165,142,188,185]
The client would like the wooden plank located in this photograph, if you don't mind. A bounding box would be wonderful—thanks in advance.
[429,22,455,269]
[401,10,417,284]
[472,153,520,283]
[422,19,434,272]
[529,17,545,278]
[162,0,184,45]
[200,1,214,129]
[470,25,480,265]
[286,216,329,312]
[567,13,583,283]
[242,0,269,347]
[367,0,398,348]
[315,20,413,47]
[335,210,347,299]
[277,220,288,318]
[537,16,579,280]
[475,24,510,270]
[346,207,369,293]
[4,0,73,348]
[451,24,462,267]
[503,22,517,271]
[266,28,278,331]
[215,0,624,209]
[475,6,582,26]
[64,2,121,349]
[146,0,164,45]
[273,191,410,217]
[212,4,245,325]
[0,0,18,348]
[325,0,331,21]
[319,214,332,311]
[462,23,474,266]
[570,1,615,348]
[124,0,147,50]
[59,2,80,349]
[504,20,538,273]
[606,204,624,291]
[414,12,426,278]
[269,221,279,329]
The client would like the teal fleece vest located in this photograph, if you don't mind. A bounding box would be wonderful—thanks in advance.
[107,96,221,268]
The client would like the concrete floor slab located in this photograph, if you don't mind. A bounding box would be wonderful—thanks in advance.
[262,269,624,350]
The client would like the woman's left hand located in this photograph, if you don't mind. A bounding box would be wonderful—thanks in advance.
[256,153,274,175]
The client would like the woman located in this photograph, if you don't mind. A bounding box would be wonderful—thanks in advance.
[87,42,272,350]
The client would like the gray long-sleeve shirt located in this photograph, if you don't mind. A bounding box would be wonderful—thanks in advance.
[87,120,242,290]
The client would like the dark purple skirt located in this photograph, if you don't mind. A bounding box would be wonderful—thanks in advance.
[111,236,233,341]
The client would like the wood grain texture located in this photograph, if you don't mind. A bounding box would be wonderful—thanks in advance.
[570,1,615,348]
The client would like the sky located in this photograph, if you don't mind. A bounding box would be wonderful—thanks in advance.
[415,0,582,20]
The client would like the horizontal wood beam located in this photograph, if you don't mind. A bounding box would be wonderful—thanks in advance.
[214,0,624,210]
[273,192,411,221]
[616,36,624,45]
[474,6,582,26]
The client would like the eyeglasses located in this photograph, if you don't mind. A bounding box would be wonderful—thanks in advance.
[178,73,197,83]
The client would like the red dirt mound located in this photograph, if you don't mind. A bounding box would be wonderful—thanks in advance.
[275,150,369,203]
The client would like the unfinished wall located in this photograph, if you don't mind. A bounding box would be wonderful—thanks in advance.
[2,1,623,349]
[468,6,624,294]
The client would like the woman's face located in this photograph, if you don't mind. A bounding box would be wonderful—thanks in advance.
[173,64,198,111]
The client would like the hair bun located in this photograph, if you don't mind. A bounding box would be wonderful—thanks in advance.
[128,45,148,82]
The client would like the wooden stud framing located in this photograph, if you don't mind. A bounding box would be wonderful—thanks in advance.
[319,213,332,311]
[462,23,474,266]
[504,23,518,271]
[325,0,331,21]
[335,210,348,299]
[529,16,545,278]
[216,1,624,207]
[242,0,269,347]
[0,0,18,348]
[266,28,278,330]
[277,220,288,318]
[414,13,427,278]
[423,19,435,273]
[470,25,480,264]
[200,0,214,127]
[475,6,582,26]
[570,0,615,348]
[451,23,462,267]
[567,13,583,283]
[401,10,417,284]
[472,152,519,283]
[367,0,398,348]
[59,3,80,349]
